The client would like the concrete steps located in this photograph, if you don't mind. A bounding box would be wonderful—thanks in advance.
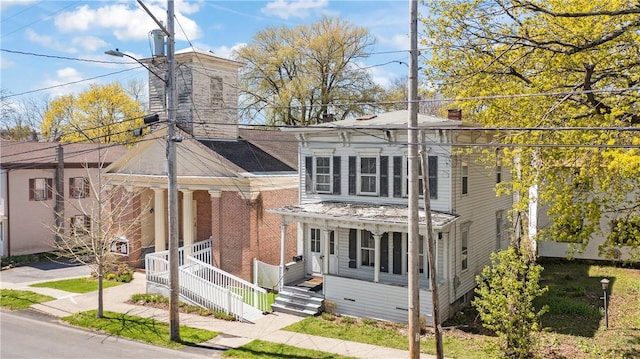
[272,285,324,317]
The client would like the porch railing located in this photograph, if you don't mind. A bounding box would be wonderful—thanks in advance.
[188,256,270,312]
[179,264,243,320]
[145,239,270,319]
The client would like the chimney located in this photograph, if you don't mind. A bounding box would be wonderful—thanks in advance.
[447,109,462,121]
[319,113,335,123]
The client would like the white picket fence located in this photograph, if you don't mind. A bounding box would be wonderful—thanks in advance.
[145,240,267,321]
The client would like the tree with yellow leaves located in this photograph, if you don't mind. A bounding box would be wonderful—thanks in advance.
[423,0,640,259]
[41,83,145,145]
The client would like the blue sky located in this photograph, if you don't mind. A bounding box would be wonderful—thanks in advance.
[1,0,415,103]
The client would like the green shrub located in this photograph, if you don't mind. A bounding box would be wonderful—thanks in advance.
[472,247,548,359]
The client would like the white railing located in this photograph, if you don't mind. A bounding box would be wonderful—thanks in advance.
[179,264,243,320]
[187,256,270,312]
[145,239,271,317]
[146,251,170,287]
[283,260,305,286]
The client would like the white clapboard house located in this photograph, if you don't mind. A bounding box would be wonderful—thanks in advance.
[266,109,512,324]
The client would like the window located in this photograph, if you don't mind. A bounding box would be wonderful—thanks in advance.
[461,159,469,195]
[315,157,331,193]
[310,228,321,253]
[496,163,502,184]
[407,156,438,199]
[71,215,91,236]
[359,157,378,195]
[329,231,335,255]
[461,227,469,271]
[406,235,426,275]
[496,211,504,250]
[29,178,52,201]
[70,177,89,198]
[360,230,375,267]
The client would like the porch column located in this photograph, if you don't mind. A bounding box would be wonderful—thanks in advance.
[374,233,382,283]
[280,220,288,266]
[209,190,221,267]
[153,188,166,252]
[181,189,194,247]
[322,229,330,275]
[279,220,288,292]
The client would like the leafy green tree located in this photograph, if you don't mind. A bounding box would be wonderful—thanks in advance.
[234,16,387,125]
[422,0,640,256]
[41,83,144,144]
[472,247,548,358]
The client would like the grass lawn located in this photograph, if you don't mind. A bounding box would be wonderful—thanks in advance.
[0,289,55,310]
[223,339,357,359]
[62,310,218,349]
[284,314,492,359]
[30,277,122,293]
[284,260,640,359]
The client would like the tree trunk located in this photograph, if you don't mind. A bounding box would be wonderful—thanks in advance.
[97,264,104,318]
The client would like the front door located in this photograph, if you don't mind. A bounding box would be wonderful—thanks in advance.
[309,227,322,276]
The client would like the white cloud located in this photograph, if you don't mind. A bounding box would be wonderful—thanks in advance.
[0,56,16,70]
[54,3,201,42]
[209,43,247,60]
[261,0,329,20]
[71,36,108,52]
[378,33,409,51]
[0,0,37,11]
[25,29,78,53]
[38,67,92,98]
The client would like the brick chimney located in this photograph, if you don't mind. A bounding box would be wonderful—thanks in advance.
[447,109,462,121]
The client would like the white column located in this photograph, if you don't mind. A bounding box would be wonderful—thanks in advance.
[181,189,194,247]
[280,220,288,266]
[279,220,288,292]
[388,234,394,274]
[374,233,381,283]
[322,229,330,275]
[153,188,166,252]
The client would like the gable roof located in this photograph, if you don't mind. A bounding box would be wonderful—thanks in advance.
[0,141,127,169]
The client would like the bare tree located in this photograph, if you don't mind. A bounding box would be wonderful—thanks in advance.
[47,159,149,318]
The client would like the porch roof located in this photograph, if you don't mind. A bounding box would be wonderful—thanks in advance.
[268,201,459,230]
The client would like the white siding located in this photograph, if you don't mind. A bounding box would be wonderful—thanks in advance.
[325,275,436,325]
[450,151,513,301]
[299,141,452,212]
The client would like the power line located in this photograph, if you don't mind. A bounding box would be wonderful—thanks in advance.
[1,68,140,99]
[0,48,133,65]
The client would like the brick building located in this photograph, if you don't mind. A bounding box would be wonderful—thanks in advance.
[103,49,299,280]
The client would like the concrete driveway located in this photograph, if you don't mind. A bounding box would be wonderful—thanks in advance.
[1,260,93,286]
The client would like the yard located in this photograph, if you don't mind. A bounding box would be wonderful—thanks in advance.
[284,259,640,359]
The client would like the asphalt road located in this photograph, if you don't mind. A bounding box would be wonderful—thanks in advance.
[0,309,220,359]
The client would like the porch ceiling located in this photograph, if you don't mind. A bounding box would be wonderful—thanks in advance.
[268,201,459,231]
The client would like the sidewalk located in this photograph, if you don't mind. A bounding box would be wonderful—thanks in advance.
[2,267,439,359]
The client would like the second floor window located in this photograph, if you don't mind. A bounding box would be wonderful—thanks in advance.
[359,157,378,195]
[315,157,331,193]
[70,177,89,198]
[29,178,52,201]
[461,159,469,195]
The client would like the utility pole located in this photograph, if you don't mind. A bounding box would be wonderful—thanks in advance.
[54,144,64,243]
[407,0,420,358]
[420,143,444,359]
[166,0,180,342]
